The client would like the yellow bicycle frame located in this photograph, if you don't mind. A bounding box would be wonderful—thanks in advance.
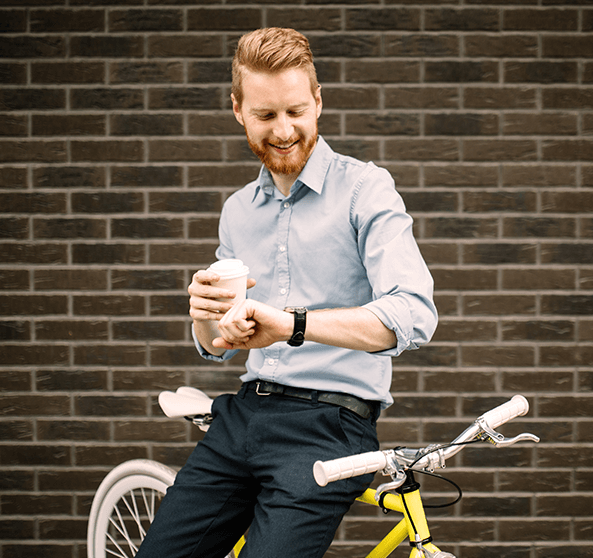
[356,487,442,558]
[232,484,443,558]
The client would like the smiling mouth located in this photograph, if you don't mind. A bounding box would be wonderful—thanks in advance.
[270,140,299,152]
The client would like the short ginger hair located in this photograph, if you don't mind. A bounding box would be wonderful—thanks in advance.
[231,28,319,107]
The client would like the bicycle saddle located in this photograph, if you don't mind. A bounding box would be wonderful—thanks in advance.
[158,386,213,418]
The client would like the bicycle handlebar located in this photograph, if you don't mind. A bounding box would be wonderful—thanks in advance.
[314,395,536,487]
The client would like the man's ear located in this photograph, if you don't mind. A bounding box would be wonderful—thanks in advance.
[315,85,323,119]
[231,94,244,126]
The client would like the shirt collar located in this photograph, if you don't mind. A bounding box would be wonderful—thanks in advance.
[251,136,334,203]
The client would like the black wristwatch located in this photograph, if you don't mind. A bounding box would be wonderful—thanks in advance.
[284,307,307,347]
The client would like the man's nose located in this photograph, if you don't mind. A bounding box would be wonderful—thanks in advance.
[273,114,293,142]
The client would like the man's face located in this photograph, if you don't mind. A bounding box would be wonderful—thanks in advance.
[232,68,322,182]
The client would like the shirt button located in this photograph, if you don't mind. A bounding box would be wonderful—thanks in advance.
[267,358,276,366]
[283,201,290,209]
[280,288,287,295]
[279,245,286,252]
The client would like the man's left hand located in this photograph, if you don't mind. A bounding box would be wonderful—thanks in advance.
[212,299,293,350]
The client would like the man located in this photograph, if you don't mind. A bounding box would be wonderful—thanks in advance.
[137,27,437,558]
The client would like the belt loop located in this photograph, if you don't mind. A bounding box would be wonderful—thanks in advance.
[311,390,319,406]
[238,383,248,398]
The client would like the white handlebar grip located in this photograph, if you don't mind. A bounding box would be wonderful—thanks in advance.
[481,395,530,430]
[313,451,387,487]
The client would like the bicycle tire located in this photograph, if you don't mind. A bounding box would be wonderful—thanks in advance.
[87,459,176,558]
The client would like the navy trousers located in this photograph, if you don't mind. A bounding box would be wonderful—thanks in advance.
[136,384,380,558]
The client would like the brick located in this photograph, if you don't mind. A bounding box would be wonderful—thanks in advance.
[502,320,574,341]
[425,61,498,83]
[385,33,459,57]
[0,62,27,84]
[345,8,420,31]
[401,191,457,212]
[109,61,183,84]
[147,34,223,58]
[503,217,576,238]
[70,35,143,58]
[465,35,537,58]
[111,269,185,290]
[503,370,574,392]
[425,164,498,187]
[73,295,145,316]
[32,114,106,136]
[72,243,145,265]
[463,191,537,213]
[187,8,261,31]
[150,188,220,214]
[346,114,420,136]
[0,345,69,365]
[0,9,27,32]
[0,192,66,213]
[425,217,498,239]
[502,164,576,187]
[111,165,183,187]
[464,140,537,162]
[30,9,105,32]
[541,244,593,264]
[149,242,217,265]
[71,140,144,162]
[37,420,110,441]
[150,344,206,366]
[544,36,593,58]
[0,243,67,264]
[542,191,593,213]
[464,87,536,109]
[541,295,593,315]
[188,164,259,187]
[33,166,106,188]
[267,8,342,31]
[70,87,143,109]
[384,86,459,109]
[148,139,222,161]
[425,113,498,136]
[463,295,536,316]
[504,113,577,136]
[426,8,499,31]
[113,419,186,441]
[149,87,222,110]
[112,369,184,391]
[112,320,185,341]
[463,243,537,265]
[0,114,27,136]
[543,88,593,109]
[0,140,67,163]
[505,61,578,84]
[32,61,104,84]
[34,269,108,290]
[431,268,497,290]
[110,114,183,136]
[71,192,144,213]
[109,9,182,32]
[150,294,188,316]
[74,445,148,466]
[0,321,30,341]
[504,8,578,31]
[111,218,184,238]
[309,34,381,58]
[0,36,65,58]
[0,167,27,188]
[73,345,146,366]
[0,217,28,238]
[386,139,457,162]
[36,369,107,391]
[543,140,593,161]
[432,319,497,341]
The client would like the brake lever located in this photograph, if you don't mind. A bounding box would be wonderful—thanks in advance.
[476,417,540,447]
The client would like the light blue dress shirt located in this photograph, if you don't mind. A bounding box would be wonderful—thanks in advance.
[195,136,437,408]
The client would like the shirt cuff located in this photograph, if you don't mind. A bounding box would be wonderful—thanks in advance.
[191,323,238,362]
[362,299,417,357]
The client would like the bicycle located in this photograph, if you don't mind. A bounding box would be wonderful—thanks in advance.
[87,386,540,558]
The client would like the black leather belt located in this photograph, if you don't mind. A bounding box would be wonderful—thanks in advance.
[246,381,379,420]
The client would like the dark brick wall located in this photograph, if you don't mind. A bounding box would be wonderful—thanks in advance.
[1,2,592,557]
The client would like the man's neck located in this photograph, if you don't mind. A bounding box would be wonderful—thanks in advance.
[271,171,299,197]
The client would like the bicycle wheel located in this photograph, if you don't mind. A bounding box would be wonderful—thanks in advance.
[87,459,176,558]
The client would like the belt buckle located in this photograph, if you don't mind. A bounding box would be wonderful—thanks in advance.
[255,382,271,396]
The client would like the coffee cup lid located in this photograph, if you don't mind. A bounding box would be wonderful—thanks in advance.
[208,259,249,280]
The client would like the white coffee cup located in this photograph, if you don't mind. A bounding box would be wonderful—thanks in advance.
[207,259,249,303]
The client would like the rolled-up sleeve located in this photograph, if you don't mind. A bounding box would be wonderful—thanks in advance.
[353,167,438,357]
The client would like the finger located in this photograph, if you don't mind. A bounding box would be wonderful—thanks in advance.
[247,278,257,289]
